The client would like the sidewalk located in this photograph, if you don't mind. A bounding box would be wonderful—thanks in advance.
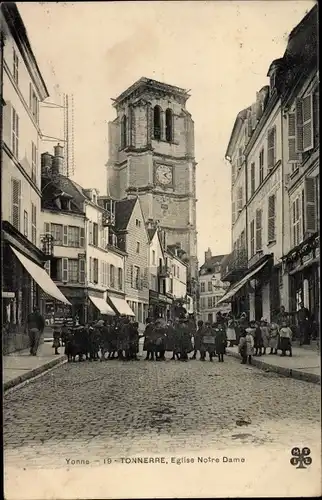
[3,342,66,392]
[226,345,321,384]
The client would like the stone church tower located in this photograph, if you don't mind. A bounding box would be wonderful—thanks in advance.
[107,77,198,281]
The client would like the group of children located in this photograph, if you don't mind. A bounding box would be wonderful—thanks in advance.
[238,318,293,365]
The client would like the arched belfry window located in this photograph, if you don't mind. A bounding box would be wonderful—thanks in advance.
[121,115,127,149]
[153,105,161,140]
[165,108,173,142]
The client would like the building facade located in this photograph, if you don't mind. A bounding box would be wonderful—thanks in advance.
[106,77,199,307]
[114,197,149,331]
[280,6,319,329]
[220,5,319,328]
[1,4,70,353]
[41,147,128,325]
[199,249,230,323]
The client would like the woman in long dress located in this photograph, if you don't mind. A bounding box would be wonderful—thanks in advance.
[226,317,237,347]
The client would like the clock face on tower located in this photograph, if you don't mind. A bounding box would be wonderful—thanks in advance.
[155,164,173,186]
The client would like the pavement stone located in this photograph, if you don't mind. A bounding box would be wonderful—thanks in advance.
[226,346,321,384]
[3,352,321,471]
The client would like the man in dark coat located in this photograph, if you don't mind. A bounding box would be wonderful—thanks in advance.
[200,322,216,361]
[298,302,311,345]
[191,320,204,360]
[178,318,192,361]
[26,307,45,356]
[128,321,140,360]
[143,318,155,360]
[214,323,227,362]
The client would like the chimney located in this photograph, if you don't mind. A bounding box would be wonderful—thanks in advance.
[41,152,53,177]
[205,247,212,262]
[52,143,64,176]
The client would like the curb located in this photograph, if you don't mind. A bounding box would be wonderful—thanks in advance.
[226,349,321,385]
[3,356,67,392]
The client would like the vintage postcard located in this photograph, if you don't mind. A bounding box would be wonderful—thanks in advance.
[2,1,321,498]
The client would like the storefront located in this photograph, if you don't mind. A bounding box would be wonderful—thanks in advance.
[285,233,320,332]
[149,290,173,320]
[2,221,70,353]
[108,293,135,318]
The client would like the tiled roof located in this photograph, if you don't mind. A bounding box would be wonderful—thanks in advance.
[200,254,227,271]
[115,198,137,231]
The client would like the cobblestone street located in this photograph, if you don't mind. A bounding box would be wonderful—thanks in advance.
[4,355,321,465]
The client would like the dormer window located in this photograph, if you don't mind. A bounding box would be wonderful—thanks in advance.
[92,193,97,204]
[61,198,71,211]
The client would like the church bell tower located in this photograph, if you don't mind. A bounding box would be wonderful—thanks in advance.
[107,77,198,281]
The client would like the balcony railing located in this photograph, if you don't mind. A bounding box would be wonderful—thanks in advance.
[40,234,54,257]
[221,248,248,281]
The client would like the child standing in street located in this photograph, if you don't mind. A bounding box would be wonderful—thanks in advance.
[260,318,270,355]
[52,325,61,355]
[253,321,263,356]
[269,322,279,355]
[279,321,293,357]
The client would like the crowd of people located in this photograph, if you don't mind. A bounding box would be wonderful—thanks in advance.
[48,302,316,364]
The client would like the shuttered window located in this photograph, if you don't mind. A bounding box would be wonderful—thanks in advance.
[89,221,93,245]
[313,86,319,146]
[237,187,243,212]
[23,210,28,237]
[110,264,115,288]
[288,112,299,162]
[295,98,303,152]
[304,177,317,235]
[13,49,19,84]
[11,178,21,230]
[80,228,85,247]
[250,220,255,257]
[63,225,68,246]
[89,257,92,282]
[267,195,276,242]
[93,258,98,283]
[267,127,276,171]
[12,107,19,158]
[259,149,264,184]
[292,197,301,246]
[255,209,262,251]
[302,94,314,152]
[62,258,68,282]
[118,268,123,290]
[250,162,255,196]
[31,203,37,245]
[79,259,85,284]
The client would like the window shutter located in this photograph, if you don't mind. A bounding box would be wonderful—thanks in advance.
[94,258,98,283]
[255,209,262,251]
[44,260,51,275]
[237,187,243,212]
[250,163,255,195]
[250,220,255,257]
[79,258,85,284]
[63,225,68,246]
[62,258,68,282]
[302,94,314,152]
[80,227,85,247]
[267,128,275,170]
[11,178,21,230]
[268,195,276,242]
[304,177,317,234]
[295,98,304,152]
[130,264,134,287]
[232,201,236,225]
[313,87,319,145]
[89,257,92,282]
[288,113,298,162]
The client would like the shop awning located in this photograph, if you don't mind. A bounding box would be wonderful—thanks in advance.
[216,259,269,306]
[10,246,71,306]
[108,296,135,316]
[89,295,115,316]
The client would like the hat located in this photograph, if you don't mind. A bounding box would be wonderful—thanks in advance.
[96,320,104,327]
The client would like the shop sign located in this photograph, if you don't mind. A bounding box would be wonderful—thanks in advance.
[2,291,15,298]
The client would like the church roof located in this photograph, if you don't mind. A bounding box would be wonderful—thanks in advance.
[115,198,137,231]
[113,77,190,106]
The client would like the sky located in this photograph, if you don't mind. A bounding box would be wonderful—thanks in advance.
[17,1,314,264]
